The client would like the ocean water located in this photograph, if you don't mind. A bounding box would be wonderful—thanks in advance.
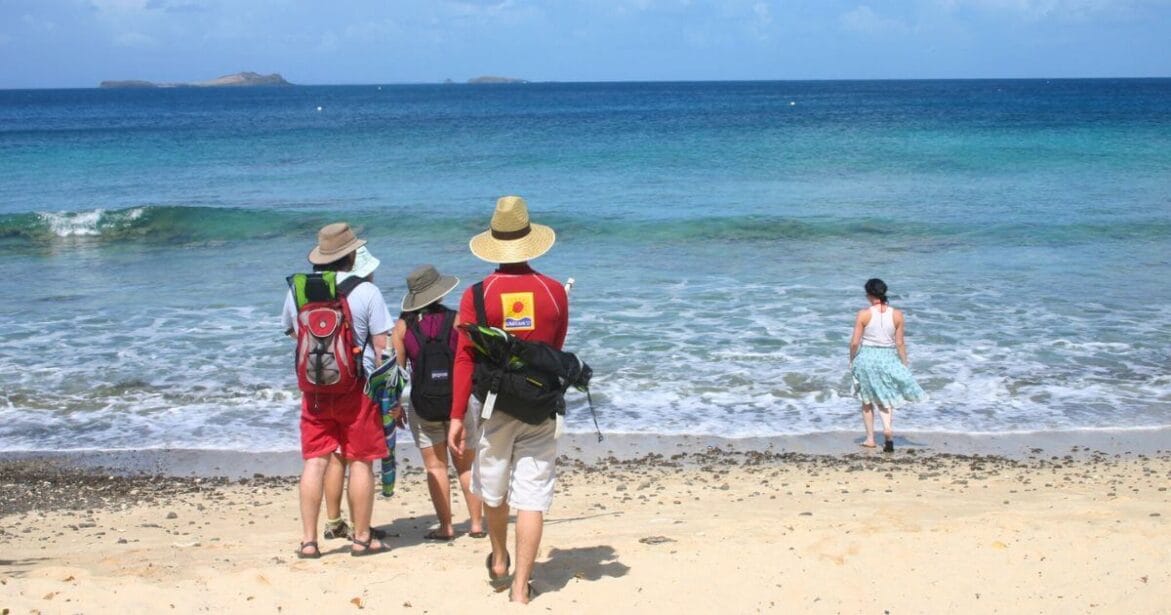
[1,80,1169,452]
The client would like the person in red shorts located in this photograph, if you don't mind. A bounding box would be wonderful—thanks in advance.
[447,196,568,603]
[282,223,391,558]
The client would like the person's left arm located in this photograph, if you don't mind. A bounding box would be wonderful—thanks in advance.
[371,333,388,368]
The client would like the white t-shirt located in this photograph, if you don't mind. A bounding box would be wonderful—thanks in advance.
[282,280,391,374]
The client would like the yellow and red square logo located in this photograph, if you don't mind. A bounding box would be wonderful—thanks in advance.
[500,292,535,331]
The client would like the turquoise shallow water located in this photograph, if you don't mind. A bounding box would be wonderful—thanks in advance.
[0,80,1169,451]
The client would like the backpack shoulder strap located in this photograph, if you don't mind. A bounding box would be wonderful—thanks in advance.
[288,272,338,310]
[472,282,488,326]
[437,308,457,345]
[336,276,364,298]
[335,276,373,371]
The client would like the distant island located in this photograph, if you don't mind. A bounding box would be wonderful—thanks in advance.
[467,76,529,84]
[100,72,293,89]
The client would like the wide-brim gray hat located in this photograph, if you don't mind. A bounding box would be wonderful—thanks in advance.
[401,264,460,312]
[468,196,556,264]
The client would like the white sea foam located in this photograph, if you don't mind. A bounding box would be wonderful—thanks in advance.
[2,250,1170,451]
[36,207,145,238]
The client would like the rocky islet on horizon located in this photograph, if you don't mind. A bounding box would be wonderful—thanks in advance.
[99,71,292,89]
[465,75,529,84]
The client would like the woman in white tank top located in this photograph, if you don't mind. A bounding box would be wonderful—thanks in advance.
[848,278,926,452]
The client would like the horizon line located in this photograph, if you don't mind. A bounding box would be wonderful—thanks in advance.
[3,75,1171,91]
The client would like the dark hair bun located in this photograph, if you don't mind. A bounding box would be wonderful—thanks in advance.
[864,278,888,303]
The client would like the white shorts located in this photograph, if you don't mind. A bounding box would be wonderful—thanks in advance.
[469,396,557,512]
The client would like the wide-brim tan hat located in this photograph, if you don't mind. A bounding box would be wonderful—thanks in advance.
[468,196,556,264]
[308,222,367,265]
[401,264,460,312]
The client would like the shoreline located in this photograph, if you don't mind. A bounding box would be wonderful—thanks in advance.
[3,438,1168,612]
[2,426,1169,480]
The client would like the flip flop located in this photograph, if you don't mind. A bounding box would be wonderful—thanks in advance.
[486,551,512,591]
[296,541,321,559]
[510,582,540,603]
[350,536,390,557]
[468,531,488,539]
[860,443,877,449]
[423,529,455,541]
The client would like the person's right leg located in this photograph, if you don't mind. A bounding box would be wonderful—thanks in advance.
[511,510,544,603]
[298,455,330,555]
[323,452,347,536]
[861,403,876,447]
[421,443,455,538]
[506,419,557,603]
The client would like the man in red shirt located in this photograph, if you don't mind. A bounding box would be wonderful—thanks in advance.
[448,196,568,604]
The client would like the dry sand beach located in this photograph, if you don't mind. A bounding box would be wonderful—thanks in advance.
[2,442,1169,614]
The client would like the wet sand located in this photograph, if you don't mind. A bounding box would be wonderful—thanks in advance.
[2,442,1169,613]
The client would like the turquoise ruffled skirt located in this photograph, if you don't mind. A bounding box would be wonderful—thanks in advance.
[851,346,927,409]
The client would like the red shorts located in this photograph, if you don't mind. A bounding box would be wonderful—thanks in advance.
[300,387,388,462]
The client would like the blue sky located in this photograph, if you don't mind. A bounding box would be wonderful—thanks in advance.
[1,0,1169,88]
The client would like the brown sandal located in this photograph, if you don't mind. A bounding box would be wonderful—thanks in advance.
[350,535,390,557]
[296,541,321,559]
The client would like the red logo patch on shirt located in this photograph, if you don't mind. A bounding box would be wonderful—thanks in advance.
[500,292,535,331]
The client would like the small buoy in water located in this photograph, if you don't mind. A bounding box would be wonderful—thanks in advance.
[316,106,323,112]
[377,86,382,91]
[789,101,796,106]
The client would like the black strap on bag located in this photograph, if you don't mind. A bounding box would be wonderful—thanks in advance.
[472,281,488,326]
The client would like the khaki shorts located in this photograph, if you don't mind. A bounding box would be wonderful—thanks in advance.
[469,396,557,512]
[405,399,479,451]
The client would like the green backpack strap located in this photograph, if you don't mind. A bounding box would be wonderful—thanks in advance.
[287,271,338,310]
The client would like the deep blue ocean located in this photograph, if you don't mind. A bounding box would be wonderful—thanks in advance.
[1,80,1169,451]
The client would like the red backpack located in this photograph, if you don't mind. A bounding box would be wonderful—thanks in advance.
[288,272,367,395]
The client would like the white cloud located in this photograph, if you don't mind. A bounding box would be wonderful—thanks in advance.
[21,14,59,32]
[343,19,403,42]
[90,0,152,11]
[114,31,157,46]
[840,5,909,33]
[935,0,1160,20]
[749,1,773,39]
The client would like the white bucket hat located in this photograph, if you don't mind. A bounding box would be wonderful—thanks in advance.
[349,246,380,279]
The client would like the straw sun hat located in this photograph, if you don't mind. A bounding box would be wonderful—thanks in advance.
[401,264,460,312]
[308,222,366,265]
[468,196,556,264]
